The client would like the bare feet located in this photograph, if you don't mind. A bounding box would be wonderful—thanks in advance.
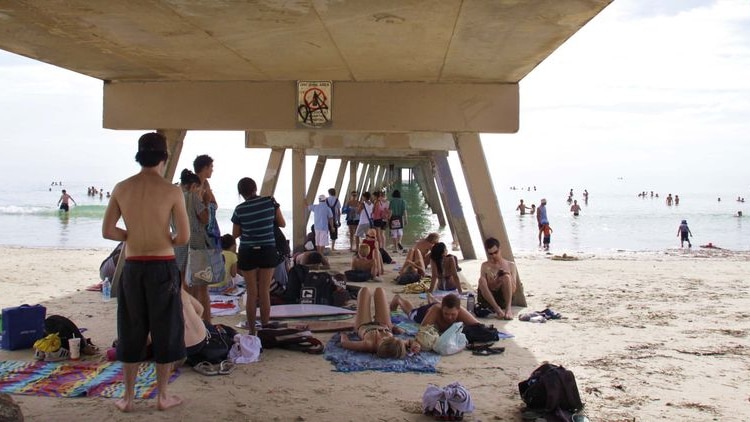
[503,309,514,320]
[157,394,183,411]
[115,398,135,413]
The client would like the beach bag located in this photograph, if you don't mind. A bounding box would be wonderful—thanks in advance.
[282,264,309,304]
[462,323,500,344]
[99,242,123,281]
[44,315,87,354]
[518,363,583,414]
[1,304,46,350]
[389,215,403,230]
[396,271,422,285]
[187,247,225,285]
[275,225,291,260]
[300,271,336,305]
[344,269,371,282]
[433,322,467,355]
[416,324,440,351]
[379,247,393,264]
[186,322,237,366]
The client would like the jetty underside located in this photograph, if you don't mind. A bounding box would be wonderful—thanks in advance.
[0,0,615,304]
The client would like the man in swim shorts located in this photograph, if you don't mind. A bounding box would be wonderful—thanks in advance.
[102,132,190,413]
[477,237,518,320]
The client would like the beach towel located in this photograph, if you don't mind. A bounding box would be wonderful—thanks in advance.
[210,295,242,316]
[419,290,469,300]
[0,360,178,398]
[324,333,440,373]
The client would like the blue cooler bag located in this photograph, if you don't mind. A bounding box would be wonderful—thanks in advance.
[1,304,47,350]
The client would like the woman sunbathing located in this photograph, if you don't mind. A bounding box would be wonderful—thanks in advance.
[339,287,421,358]
[429,242,462,293]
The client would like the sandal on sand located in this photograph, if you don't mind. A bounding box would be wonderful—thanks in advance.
[218,360,235,375]
[472,347,505,356]
[193,361,218,376]
[44,348,70,362]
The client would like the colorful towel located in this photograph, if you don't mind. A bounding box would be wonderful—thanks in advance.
[325,333,440,373]
[0,360,179,398]
[210,294,242,316]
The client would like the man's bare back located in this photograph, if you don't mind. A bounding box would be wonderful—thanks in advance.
[103,172,189,257]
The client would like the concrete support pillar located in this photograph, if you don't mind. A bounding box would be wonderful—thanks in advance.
[357,163,369,196]
[377,165,388,191]
[414,163,447,227]
[431,153,477,260]
[373,166,384,192]
[454,133,525,306]
[362,164,375,194]
[260,148,285,196]
[157,129,186,181]
[347,160,359,195]
[304,155,327,225]
[334,159,347,200]
[291,149,307,248]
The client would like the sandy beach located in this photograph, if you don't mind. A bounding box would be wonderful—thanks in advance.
[1,245,749,421]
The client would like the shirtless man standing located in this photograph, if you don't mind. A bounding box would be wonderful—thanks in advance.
[477,237,517,320]
[102,132,189,413]
[516,199,528,215]
[57,189,77,212]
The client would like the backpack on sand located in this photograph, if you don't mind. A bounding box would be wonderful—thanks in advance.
[518,363,583,414]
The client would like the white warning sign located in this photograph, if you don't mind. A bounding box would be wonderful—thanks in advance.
[297,81,332,128]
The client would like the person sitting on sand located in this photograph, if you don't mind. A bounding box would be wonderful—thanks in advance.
[361,228,384,275]
[428,242,462,293]
[395,247,426,285]
[477,237,517,320]
[340,287,421,358]
[414,233,440,267]
[350,244,383,282]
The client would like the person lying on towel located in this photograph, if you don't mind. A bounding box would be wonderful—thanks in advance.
[339,287,421,359]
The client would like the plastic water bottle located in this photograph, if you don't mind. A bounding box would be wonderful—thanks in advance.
[466,293,475,315]
[102,277,111,302]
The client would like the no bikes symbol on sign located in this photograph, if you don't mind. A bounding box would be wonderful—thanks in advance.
[297,81,332,128]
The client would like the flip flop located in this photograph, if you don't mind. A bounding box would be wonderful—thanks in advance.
[472,347,505,356]
[85,283,102,292]
[193,361,218,376]
[218,360,235,375]
[539,308,562,320]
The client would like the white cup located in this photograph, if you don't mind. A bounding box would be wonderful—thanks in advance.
[69,338,81,360]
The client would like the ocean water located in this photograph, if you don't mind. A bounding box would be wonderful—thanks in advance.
[1,179,748,254]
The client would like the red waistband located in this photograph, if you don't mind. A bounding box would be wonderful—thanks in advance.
[126,255,175,262]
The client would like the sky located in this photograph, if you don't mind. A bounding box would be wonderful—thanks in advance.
[1,0,749,205]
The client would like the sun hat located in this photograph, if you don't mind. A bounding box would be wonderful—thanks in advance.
[318,194,326,201]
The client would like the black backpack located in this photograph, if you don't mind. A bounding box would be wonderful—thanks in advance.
[518,363,583,414]
[300,271,336,305]
[462,323,500,344]
[257,327,324,354]
[282,264,310,304]
[379,247,393,264]
[44,315,87,354]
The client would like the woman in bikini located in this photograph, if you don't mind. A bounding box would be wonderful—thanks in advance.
[396,246,425,284]
[428,242,462,293]
[339,287,421,359]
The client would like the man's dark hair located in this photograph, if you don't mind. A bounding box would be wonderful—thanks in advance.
[441,294,460,309]
[392,190,401,198]
[328,188,336,196]
[362,192,371,200]
[484,237,500,250]
[193,154,214,173]
[220,234,235,250]
[237,177,257,198]
[135,132,168,167]
[307,252,324,264]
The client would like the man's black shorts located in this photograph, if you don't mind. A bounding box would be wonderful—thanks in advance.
[117,258,185,364]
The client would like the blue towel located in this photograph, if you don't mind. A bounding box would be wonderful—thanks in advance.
[325,333,440,373]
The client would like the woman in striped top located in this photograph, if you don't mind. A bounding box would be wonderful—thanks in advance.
[231,177,286,334]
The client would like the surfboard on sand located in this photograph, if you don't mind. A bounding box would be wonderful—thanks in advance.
[239,304,356,319]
